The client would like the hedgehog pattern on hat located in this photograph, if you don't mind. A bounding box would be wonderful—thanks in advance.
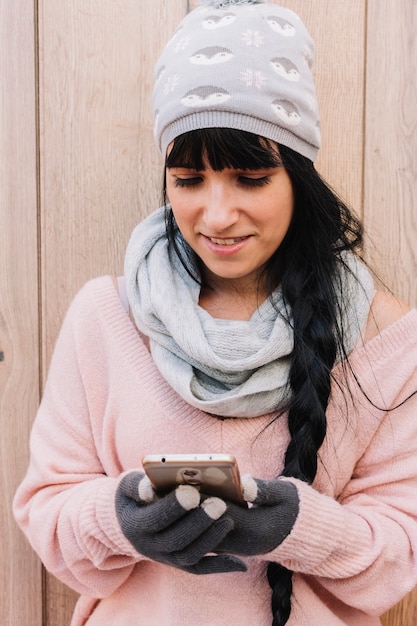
[266,15,296,36]
[152,1,321,161]
[202,12,237,29]
[181,86,232,108]
[189,47,234,65]
[181,8,303,126]
[270,58,300,82]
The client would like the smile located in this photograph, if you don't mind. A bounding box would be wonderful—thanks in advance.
[208,236,247,246]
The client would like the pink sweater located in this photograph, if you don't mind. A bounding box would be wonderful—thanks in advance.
[13,276,417,626]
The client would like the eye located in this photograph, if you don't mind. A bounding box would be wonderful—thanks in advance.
[238,175,271,188]
[174,176,202,188]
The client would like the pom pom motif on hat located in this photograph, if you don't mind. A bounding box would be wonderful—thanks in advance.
[152,0,321,161]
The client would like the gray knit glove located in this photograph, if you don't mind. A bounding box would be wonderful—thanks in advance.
[115,472,247,574]
[215,476,299,556]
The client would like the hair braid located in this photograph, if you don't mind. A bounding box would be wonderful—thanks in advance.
[163,130,364,626]
[281,268,337,481]
[267,563,294,626]
[266,267,337,625]
[265,144,361,625]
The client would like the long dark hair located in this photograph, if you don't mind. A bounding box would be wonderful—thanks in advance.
[163,128,364,625]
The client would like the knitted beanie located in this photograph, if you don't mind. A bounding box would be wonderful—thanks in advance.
[152,0,321,161]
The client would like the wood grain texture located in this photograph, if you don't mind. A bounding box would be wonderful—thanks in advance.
[39,0,187,361]
[38,2,188,622]
[364,0,417,306]
[0,0,43,624]
[382,590,417,626]
[3,1,416,624]
[367,2,417,623]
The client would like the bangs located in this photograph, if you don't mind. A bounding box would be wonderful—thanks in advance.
[165,128,282,171]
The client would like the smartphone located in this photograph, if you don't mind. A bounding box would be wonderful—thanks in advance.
[142,453,246,505]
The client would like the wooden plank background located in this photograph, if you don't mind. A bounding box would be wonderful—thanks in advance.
[0,1,43,624]
[1,1,415,624]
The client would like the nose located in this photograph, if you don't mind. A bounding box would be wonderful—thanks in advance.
[203,181,239,233]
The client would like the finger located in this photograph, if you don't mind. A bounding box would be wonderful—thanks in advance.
[137,485,201,533]
[118,472,154,503]
[172,517,235,566]
[153,497,228,553]
[175,517,233,566]
[242,475,297,506]
[138,475,158,503]
[185,555,247,575]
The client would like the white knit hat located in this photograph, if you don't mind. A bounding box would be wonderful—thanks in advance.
[152,0,321,161]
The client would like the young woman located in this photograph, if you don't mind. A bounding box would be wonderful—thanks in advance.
[13,2,417,625]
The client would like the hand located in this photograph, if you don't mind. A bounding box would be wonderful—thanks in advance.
[215,476,299,556]
[115,472,247,574]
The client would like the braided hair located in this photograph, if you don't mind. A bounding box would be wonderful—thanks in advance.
[163,128,363,625]
[264,143,362,625]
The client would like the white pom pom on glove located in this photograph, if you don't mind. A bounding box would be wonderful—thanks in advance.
[115,472,247,574]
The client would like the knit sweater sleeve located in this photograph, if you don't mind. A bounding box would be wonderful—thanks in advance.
[13,279,144,598]
[264,311,417,616]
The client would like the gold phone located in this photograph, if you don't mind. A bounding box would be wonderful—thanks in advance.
[142,453,246,505]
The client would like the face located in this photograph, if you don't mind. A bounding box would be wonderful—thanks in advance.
[165,148,294,293]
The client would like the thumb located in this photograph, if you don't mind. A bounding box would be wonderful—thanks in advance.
[117,471,157,504]
[241,475,298,507]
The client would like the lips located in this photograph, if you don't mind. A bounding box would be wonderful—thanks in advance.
[207,236,247,246]
[202,234,251,257]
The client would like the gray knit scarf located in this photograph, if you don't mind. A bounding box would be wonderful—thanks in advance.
[124,207,374,418]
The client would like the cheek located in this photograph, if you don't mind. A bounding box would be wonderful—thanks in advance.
[165,179,175,206]
[167,187,202,234]
[279,180,295,226]
[169,201,195,239]
[264,187,294,231]
[284,192,295,224]
[166,181,192,214]
[166,185,183,220]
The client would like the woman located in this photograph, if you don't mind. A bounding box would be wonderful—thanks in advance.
[13,1,417,625]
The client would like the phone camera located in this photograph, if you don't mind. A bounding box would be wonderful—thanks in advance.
[180,468,203,486]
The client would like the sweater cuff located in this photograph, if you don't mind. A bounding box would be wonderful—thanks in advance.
[262,479,373,578]
[78,476,144,564]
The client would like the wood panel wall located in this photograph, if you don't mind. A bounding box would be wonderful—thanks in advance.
[1,1,415,624]
[0,1,43,624]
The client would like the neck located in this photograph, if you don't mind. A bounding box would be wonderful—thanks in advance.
[198,272,269,320]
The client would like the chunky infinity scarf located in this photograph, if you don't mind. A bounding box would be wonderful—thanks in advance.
[124,207,374,418]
